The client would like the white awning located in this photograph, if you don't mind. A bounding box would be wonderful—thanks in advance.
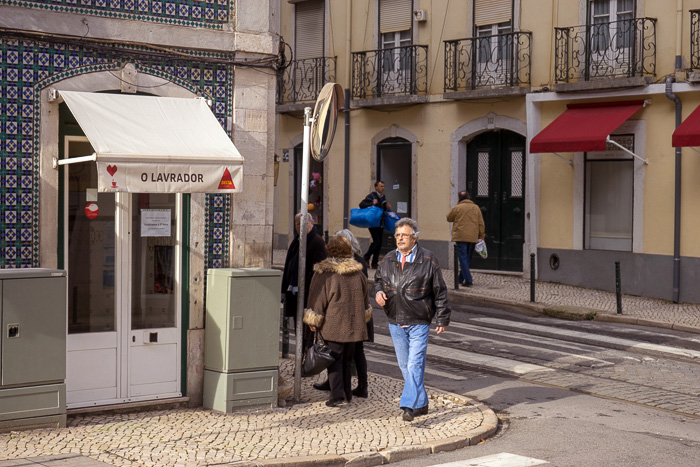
[57,91,244,193]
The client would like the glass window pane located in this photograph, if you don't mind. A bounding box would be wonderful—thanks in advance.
[67,142,116,334]
[131,193,177,330]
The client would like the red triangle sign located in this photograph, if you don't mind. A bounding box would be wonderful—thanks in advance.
[218,168,236,190]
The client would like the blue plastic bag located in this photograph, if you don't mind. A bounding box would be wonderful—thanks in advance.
[383,211,401,233]
[349,206,383,228]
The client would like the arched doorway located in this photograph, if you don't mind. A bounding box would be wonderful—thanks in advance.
[377,137,412,255]
[466,130,525,272]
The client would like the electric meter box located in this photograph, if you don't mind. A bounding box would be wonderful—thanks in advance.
[0,269,67,431]
[203,268,281,412]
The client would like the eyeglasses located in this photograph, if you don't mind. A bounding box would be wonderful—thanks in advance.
[394,233,412,239]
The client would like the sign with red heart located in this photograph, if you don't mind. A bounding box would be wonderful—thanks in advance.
[106,165,118,176]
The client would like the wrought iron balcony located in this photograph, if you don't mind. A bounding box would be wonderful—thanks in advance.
[691,10,700,69]
[276,57,336,105]
[351,45,428,99]
[444,31,531,92]
[554,18,656,83]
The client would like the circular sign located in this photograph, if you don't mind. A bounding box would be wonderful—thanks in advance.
[85,202,99,219]
[311,82,344,162]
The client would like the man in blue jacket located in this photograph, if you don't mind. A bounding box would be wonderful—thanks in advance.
[360,181,391,269]
[374,218,450,421]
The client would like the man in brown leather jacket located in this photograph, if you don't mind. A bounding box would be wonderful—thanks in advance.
[373,218,450,421]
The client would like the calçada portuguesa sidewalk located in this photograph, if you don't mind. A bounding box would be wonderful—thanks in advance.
[0,358,497,467]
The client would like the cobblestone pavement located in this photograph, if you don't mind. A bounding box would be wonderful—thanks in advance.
[0,359,497,467]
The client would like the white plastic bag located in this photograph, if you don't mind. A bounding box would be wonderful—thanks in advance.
[475,239,488,259]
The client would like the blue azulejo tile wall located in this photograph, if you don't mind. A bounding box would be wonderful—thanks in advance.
[0,35,232,268]
[0,0,232,29]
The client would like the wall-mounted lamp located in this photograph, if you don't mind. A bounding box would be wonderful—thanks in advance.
[274,153,280,186]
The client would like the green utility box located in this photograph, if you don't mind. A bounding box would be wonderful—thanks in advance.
[203,268,281,412]
[0,269,67,432]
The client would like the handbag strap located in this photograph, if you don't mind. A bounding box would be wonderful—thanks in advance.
[315,330,325,345]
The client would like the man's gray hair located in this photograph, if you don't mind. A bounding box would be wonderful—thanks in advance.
[334,229,362,256]
[395,218,419,238]
[295,212,314,223]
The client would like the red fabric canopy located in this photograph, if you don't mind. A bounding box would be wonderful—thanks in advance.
[530,101,644,153]
[673,104,700,147]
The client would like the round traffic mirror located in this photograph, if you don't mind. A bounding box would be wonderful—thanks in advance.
[311,83,344,162]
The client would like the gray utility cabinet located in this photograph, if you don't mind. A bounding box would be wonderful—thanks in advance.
[203,268,281,412]
[0,269,67,431]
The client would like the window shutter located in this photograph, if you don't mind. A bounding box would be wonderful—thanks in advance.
[380,0,413,34]
[295,0,325,60]
[475,0,512,26]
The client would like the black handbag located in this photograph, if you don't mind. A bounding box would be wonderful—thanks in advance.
[301,331,336,377]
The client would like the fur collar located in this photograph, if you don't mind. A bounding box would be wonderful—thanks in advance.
[313,257,364,275]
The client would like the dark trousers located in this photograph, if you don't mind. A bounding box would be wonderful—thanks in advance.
[353,341,368,388]
[364,227,384,266]
[456,241,476,284]
[327,341,356,401]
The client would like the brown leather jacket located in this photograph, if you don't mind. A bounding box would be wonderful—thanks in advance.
[373,245,450,327]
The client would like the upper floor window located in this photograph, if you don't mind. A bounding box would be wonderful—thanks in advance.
[590,0,635,52]
[295,0,325,60]
[379,0,413,74]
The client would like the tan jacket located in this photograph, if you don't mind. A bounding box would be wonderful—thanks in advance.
[446,199,485,243]
[303,258,370,343]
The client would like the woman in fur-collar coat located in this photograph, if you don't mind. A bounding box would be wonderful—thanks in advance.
[304,235,371,407]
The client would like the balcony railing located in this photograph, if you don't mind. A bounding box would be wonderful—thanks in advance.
[691,10,700,69]
[444,31,531,92]
[276,57,336,105]
[351,45,428,99]
[554,18,656,83]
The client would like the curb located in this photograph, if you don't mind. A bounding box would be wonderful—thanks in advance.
[446,289,700,336]
[251,389,499,467]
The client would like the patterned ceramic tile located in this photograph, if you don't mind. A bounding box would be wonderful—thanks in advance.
[0,35,233,268]
[0,0,233,29]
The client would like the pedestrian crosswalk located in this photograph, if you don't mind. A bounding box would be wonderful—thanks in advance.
[427,452,548,466]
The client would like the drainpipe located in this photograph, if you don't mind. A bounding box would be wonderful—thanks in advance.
[665,76,682,303]
[676,0,684,70]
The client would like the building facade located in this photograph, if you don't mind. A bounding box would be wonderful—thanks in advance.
[275,0,700,304]
[0,0,279,409]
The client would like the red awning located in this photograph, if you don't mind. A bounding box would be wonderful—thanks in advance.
[530,101,644,153]
[673,104,700,147]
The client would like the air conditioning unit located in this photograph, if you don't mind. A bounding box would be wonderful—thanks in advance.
[414,9,427,22]
[687,71,700,83]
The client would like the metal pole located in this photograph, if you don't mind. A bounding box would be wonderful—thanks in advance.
[453,243,459,290]
[530,253,536,302]
[615,260,622,315]
[294,107,313,402]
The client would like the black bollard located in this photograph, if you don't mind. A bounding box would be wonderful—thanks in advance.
[530,253,536,302]
[453,243,459,290]
[615,260,622,314]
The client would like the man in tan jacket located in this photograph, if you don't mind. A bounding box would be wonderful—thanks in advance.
[446,191,485,287]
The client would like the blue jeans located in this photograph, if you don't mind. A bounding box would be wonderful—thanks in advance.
[388,323,430,410]
[456,241,476,284]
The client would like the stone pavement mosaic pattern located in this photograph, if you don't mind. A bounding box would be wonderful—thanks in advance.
[0,359,482,466]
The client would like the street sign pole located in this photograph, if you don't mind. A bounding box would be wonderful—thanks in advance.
[294,107,313,402]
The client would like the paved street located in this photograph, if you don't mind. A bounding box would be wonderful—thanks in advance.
[2,251,699,466]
